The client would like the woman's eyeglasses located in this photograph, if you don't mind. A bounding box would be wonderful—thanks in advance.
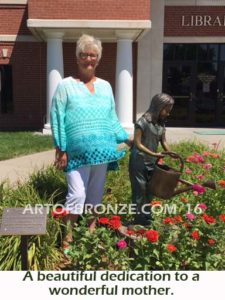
[79,52,98,60]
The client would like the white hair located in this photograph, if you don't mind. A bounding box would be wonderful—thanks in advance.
[76,34,102,61]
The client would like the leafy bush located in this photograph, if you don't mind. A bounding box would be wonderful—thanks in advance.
[0,167,65,270]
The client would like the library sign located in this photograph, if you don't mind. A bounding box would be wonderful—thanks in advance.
[182,15,225,27]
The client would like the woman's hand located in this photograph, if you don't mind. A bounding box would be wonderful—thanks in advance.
[125,137,133,148]
[54,148,67,170]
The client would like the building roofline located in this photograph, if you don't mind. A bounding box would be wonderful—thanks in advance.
[27,19,151,30]
[0,0,27,4]
[27,19,151,42]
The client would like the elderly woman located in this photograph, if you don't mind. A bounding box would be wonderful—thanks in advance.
[50,34,130,244]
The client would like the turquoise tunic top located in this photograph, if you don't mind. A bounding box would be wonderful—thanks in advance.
[50,77,128,172]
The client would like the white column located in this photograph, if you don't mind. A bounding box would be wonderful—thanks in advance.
[137,0,164,119]
[43,33,64,134]
[115,38,134,133]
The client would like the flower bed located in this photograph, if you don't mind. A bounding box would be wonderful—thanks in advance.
[0,141,224,270]
[57,141,225,270]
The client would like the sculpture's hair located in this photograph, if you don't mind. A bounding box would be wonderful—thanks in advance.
[76,34,102,61]
[150,93,174,108]
[143,93,174,123]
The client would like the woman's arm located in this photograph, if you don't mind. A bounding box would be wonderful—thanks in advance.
[50,82,67,151]
[108,84,129,143]
[124,137,134,148]
[135,128,164,158]
[50,82,68,169]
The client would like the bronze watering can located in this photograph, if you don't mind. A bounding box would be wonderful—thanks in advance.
[148,152,216,199]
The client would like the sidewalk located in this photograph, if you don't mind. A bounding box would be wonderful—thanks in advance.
[0,150,55,186]
[0,128,225,186]
[166,127,225,149]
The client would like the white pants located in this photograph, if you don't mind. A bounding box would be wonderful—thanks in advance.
[65,164,108,214]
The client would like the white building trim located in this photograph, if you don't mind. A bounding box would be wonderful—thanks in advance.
[0,35,37,42]
[28,19,151,29]
[0,0,27,4]
[27,19,151,42]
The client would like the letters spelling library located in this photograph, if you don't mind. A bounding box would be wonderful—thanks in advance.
[0,0,225,131]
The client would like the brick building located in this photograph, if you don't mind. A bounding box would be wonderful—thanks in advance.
[0,0,225,131]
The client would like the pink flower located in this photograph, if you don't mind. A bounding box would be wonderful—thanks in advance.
[186,213,195,221]
[192,184,206,194]
[202,163,212,170]
[197,203,207,210]
[185,168,192,174]
[202,151,210,157]
[186,153,204,163]
[196,175,204,181]
[193,191,199,196]
[158,158,164,165]
[116,240,127,249]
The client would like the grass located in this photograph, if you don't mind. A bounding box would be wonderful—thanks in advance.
[0,132,53,161]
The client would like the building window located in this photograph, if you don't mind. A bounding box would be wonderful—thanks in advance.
[164,43,221,63]
[163,43,225,126]
[0,65,13,113]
